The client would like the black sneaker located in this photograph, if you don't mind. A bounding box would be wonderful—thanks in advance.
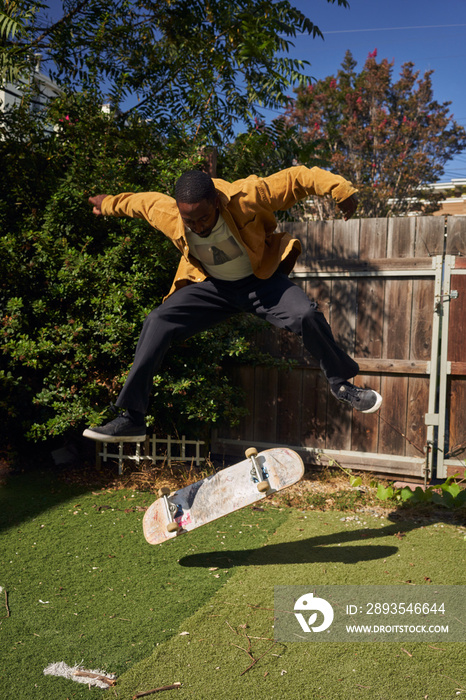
[331,381,382,413]
[83,410,146,443]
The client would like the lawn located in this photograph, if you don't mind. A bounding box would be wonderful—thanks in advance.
[0,463,464,699]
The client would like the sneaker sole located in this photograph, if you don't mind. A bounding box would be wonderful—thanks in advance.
[361,392,383,414]
[83,428,147,443]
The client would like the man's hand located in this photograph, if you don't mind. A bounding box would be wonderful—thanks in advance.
[337,194,358,221]
[89,194,109,216]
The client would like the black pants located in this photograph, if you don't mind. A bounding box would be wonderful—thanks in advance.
[116,273,359,414]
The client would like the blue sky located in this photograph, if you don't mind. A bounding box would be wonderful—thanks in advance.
[43,0,466,182]
[275,0,466,182]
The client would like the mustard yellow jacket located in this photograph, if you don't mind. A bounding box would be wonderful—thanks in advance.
[101,166,357,299]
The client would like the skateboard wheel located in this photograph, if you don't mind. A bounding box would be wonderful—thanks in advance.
[167,521,181,533]
[245,447,258,458]
[159,486,171,497]
[257,480,269,493]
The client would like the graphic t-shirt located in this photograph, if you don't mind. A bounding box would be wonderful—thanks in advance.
[185,214,253,280]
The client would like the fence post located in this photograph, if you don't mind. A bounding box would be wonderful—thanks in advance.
[424,255,443,481]
[435,254,455,478]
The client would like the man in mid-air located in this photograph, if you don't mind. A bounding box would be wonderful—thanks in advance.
[83,165,382,443]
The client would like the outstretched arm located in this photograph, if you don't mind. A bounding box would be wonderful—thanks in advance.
[90,191,180,234]
[259,166,358,214]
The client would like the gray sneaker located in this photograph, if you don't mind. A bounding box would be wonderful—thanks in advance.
[331,382,382,413]
[83,411,146,442]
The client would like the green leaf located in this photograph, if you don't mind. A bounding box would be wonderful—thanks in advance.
[376,484,394,501]
[441,481,461,499]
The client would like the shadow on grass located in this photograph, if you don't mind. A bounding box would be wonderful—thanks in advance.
[0,467,96,532]
[178,519,424,569]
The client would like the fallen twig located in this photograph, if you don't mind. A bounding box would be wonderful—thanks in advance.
[231,642,254,660]
[441,673,466,691]
[1,589,10,618]
[225,620,238,635]
[132,683,182,698]
[240,641,277,676]
[228,621,279,676]
[73,671,115,686]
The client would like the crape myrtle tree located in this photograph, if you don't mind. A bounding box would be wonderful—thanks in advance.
[285,50,466,218]
[0,0,351,453]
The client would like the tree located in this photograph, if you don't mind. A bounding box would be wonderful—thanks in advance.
[285,50,466,217]
[1,0,349,144]
[0,0,43,84]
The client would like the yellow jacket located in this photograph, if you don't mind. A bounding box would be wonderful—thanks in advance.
[101,166,357,299]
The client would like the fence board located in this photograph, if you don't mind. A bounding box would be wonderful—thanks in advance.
[411,279,435,361]
[379,375,409,456]
[355,279,384,359]
[326,383,352,451]
[277,369,302,446]
[387,217,416,257]
[231,366,255,442]
[446,216,466,255]
[253,367,278,442]
[333,217,360,259]
[406,376,430,458]
[447,266,466,461]
[311,220,334,261]
[382,277,414,360]
[359,217,388,259]
[351,373,381,454]
[415,216,445,257]
[331,278,358,353]
[301,369,328,451]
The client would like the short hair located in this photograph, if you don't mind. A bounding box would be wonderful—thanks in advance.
[175,170,217,204]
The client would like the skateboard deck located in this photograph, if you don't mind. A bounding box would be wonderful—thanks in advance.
[143,447,304,545]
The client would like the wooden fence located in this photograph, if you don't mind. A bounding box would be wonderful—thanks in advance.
[212,216,466,481]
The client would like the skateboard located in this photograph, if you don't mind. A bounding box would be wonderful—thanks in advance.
[143,447,304,545]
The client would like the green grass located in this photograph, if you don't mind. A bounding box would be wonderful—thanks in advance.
[0,468,465,699]
[0,469,287,699]
[116,509,466,700]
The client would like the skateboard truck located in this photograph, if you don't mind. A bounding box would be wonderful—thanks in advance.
[245,447,269,493]
[158,487,181,533]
